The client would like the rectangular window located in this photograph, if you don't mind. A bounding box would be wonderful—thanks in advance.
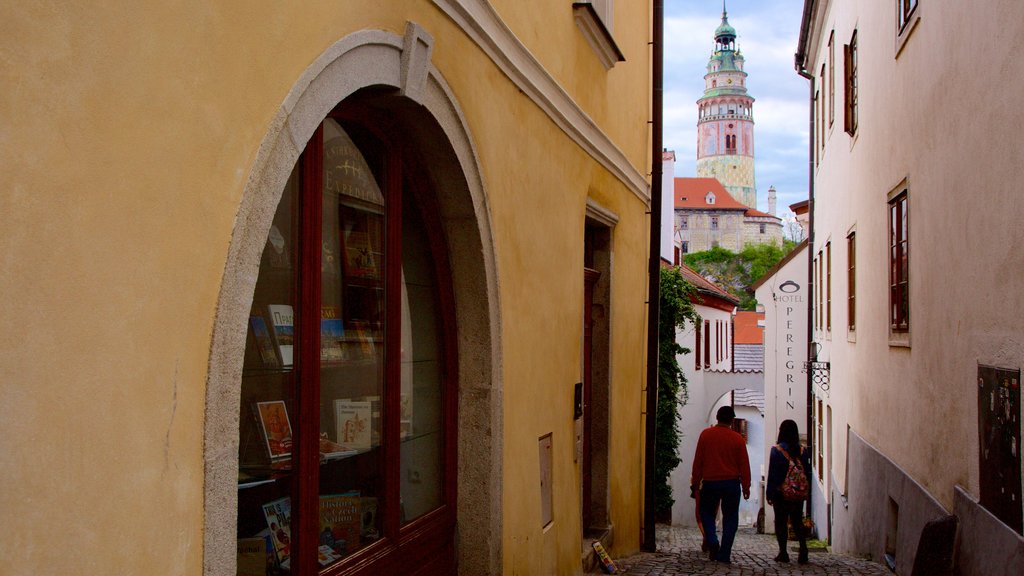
[682,241,689,254]
[704,320,711,369]
[695,320,702,371]
[817,399,824,481]
[759,223,766,234]
[816,253,823,330]
[820,64,826,147]
[845,31,859,135]
[898,0,919,33]
[828,31,835,127]
[681,215,688,229]
[847,232,856,331]
[813,90,820,165]
[889,190,909,332]
[711,216,719,230]
[826,242,832,331]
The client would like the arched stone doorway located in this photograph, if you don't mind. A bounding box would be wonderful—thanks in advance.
[202,23,502,575]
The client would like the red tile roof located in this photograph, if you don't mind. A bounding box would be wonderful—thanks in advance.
[734,311,764,345]
[674,178,748,211]
[744,208,781,220]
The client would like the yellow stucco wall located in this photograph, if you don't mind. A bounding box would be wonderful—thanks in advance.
[0,1,652,574]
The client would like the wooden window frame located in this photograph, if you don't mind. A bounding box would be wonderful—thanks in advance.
[889,189,910,334]
[847,231,856,332]
[826,242,832,332]
[844,31,858,136]
[241,105,459,576]
[898,0,919,34]
[828,31,835,127]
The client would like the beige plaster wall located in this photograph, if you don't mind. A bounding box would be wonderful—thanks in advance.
[806,0,1024,519]
[0,1,652,574]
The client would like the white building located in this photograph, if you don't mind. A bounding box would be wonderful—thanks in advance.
[752,241,809,535]
[797,1,1024,573]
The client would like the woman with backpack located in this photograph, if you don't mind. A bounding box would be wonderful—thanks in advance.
[766,419,810,564]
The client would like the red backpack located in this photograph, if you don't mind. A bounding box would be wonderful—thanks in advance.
[776,444,809,501]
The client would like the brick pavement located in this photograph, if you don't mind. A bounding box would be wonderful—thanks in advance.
[611,525,891,575]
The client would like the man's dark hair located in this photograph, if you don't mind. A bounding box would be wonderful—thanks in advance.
[716,405,735,423]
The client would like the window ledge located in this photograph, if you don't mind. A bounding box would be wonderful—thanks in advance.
[573,2,624,70]
[888,330,911,348]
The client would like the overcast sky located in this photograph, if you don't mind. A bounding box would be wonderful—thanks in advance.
[664,0,809,219]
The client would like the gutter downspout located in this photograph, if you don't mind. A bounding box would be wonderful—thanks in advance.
[794,0,817,527]
[643,0,664,553]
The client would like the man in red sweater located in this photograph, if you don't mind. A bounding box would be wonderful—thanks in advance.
[690,405,751,564]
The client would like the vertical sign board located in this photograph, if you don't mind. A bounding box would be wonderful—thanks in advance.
[978,365,1022,534]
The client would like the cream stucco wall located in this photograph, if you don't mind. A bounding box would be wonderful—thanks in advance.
[804,0,1024,568]
[0,1,653,574]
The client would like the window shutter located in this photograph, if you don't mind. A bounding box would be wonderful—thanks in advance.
[844,43,853,134]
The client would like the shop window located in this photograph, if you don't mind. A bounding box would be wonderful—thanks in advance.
[236,107,456,574]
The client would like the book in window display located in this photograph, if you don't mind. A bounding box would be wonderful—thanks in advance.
[320,305,346,364]
[334,399,372,452]
[319,432,358,461]
[249,316,280,368]
[237,535,276,576]
[262,497,293,569]
[360,496,379,541]
[347,320,377,361]
[267,304,295,367]
[341,226,381,282]
[319,492,362,559]
[256,400,293,461]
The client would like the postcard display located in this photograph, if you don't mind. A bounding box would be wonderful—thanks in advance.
[235,124,420,574]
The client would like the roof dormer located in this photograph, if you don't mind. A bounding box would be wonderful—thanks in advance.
[706,191,716,205]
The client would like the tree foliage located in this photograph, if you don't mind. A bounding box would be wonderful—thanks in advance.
[683,242,794,310]
[655,267,700,518]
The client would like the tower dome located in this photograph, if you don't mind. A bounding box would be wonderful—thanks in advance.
[715,12,736,44]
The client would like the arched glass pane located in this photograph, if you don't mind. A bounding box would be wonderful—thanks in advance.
[317,118,385,567]
[400,186,445,524]
[237,167,299,573]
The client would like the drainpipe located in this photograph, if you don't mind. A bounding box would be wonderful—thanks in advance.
[794,0,817,526]
[643,0,664,553]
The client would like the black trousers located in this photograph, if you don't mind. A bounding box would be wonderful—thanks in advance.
[772,499,807,555]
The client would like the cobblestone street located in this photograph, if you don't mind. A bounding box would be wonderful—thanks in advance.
[612,525,892,575]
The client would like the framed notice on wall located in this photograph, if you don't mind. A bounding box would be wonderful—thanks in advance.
[978,365,1022,535]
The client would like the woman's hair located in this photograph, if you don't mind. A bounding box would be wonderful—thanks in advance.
[777,419,800,447]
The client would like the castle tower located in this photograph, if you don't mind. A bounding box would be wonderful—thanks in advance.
[696,3,757,209]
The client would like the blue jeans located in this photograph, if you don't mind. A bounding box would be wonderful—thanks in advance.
[699,479,741,561]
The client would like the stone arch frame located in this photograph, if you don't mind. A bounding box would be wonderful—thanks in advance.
[202,22,502,576]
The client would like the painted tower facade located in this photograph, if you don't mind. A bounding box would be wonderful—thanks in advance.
[696,7,757,209]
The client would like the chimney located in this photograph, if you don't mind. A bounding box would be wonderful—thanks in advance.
[768,185,777,216]
[661,149,677,261]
